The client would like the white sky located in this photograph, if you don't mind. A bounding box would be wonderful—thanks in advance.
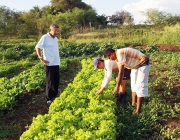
[0,0,180,24]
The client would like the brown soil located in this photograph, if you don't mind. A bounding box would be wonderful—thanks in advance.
[165,118,180,129]
[142,44,180,51]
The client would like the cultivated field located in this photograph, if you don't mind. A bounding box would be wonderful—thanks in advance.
[0,40,179,139]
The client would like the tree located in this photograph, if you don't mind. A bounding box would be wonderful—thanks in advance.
[108,10,134,25]
[97,14,108,27]
[142,8,167,25]
[0,6,11,28]
[142,8,180,26]
[7,11,24,36]
[51,0,92,14]
[0,6,23,37]
[53,11,78,38]
[164,14,180,25]
[19,6,42,37]
[41,5,55,15]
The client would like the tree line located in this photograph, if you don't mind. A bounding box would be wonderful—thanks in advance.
[0,0,180,39]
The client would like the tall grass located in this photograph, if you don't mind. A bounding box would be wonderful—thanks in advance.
[70,24,180,44]
[158,24,180,44]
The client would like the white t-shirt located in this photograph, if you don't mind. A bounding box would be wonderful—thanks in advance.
[101,59,118,88]
[35,33,60,66]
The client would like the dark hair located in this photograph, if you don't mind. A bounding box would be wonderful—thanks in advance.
[50,24,59,28]
[104,48,115,58]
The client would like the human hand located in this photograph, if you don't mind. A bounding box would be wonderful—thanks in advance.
[95,89,102,96]
[41,59,49,65]
[113,86,119,95]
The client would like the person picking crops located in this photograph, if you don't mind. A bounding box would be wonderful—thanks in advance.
[93,58,131,106]
[103,46,150,115]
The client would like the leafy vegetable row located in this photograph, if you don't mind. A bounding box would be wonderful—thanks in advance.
[20,59,117,140]
[0,40,160,62]
[0,59,68,111]
[0,60,34,78]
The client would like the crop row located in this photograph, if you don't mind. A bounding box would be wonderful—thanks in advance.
[0,60,34,78]
[146,51,180,139]
[19,53,180,139]
[20,59,117,140]
[1,50,179,139]
[0,41,122,62]
[0,59,68,111]
[0,40,160,63]
[20,50,180,139]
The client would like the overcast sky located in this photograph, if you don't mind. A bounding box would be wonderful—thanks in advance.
[1,0,180,24]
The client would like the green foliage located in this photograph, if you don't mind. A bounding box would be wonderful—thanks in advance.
[20,59,117,140]
[158,24,180,43]
[108,10,134,25]
[142,8,167,25]
[1,3,180,40]
[0,43,179,139]
[50,7,98,38]
[142,8,180,27]
[135,44,159,54]
[0,59,69,111]
[71,24,180,44]
[0,60,33,78]
[4,48,20,60]
[146,44,159,53]
[59,40,123,57]
[0,2,97,39]
[19,52,180,139]
[54,11,78,38]
[134,46,146,53]
[0,6,23,37]
[51,0,92,13]
[165,14,180,25]
[0,42,36,61]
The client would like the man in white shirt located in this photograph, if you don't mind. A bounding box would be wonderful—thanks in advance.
[93,58,131,105]
[35,24,60,105]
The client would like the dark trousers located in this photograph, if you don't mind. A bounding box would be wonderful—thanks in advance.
[45,65,59,101]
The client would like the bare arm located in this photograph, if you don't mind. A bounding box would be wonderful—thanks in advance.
[35,47,49,65]
[114,64,124,94]
[35,47,42,58]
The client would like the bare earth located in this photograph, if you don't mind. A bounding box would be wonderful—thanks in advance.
[143,44,180,51]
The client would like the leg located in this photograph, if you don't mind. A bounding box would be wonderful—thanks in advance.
[134,65,150,114]
[45,66,59,101]
[132,92,137,106]
[45,66,52,101]
[134,97,144,114]
[130,69,138,106]
[120,68,131,94]
[54,66,60,97]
